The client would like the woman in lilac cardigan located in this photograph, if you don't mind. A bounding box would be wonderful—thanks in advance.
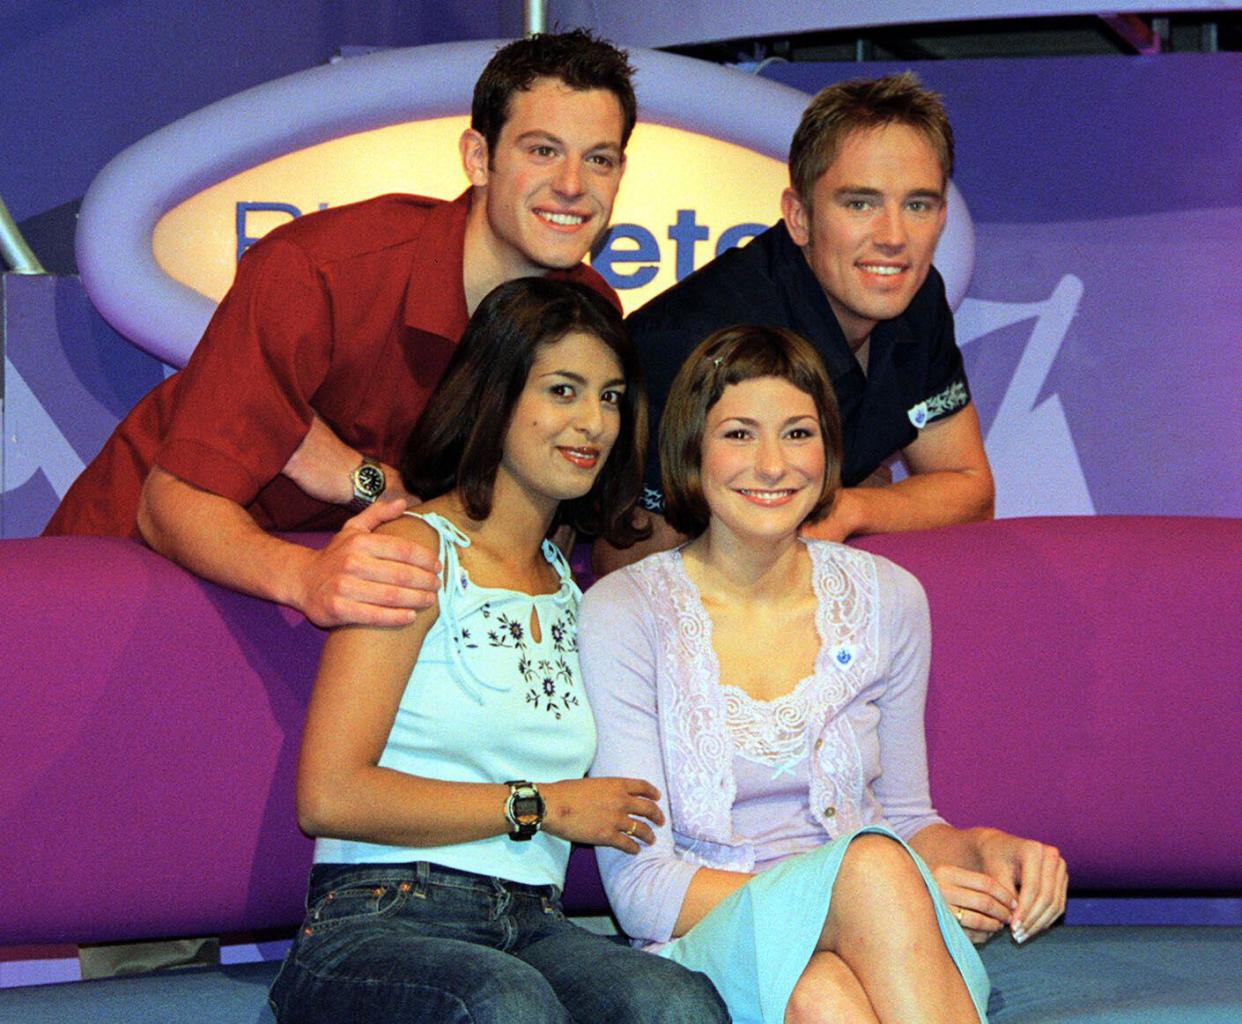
[579,325,1066,1024]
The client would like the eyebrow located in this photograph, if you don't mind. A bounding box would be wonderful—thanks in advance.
[718,414,818,428]
[539,369,626,388]
[516,130,563,147]
[515,130,622,155]
[834,185,945,201]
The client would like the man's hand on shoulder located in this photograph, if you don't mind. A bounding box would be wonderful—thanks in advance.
[138,468,439,629]
[291,498,441,629]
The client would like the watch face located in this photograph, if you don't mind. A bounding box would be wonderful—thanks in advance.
[508,783,544,828]
[354,463,385,498]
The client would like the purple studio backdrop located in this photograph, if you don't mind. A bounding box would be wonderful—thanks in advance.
[3,50,1240,537]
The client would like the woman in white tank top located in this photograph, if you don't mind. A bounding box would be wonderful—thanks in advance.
[269,278,728,1024]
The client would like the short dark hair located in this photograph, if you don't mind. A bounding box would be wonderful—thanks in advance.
[472,30,638,154]
[789,71,953,206]
[401,277,648,547]
[659,325,842,538]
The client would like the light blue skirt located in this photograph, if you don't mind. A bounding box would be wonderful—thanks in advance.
[658,825,991,1024]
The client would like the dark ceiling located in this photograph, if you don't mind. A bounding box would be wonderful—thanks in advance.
[666,12,1242,64]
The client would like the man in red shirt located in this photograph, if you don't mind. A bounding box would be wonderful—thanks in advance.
[45,30,634,628]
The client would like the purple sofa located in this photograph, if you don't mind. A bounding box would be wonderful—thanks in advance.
[2,516,1239,1022]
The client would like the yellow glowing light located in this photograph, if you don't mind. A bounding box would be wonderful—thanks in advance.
[153,118,787,315]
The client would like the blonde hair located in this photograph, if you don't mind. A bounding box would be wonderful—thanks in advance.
[789,72,953,207]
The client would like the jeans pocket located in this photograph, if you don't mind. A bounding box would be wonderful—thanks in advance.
[302,877,417,937]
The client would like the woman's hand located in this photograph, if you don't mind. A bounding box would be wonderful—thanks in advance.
[931,864,1016,944]
[977,831,1068,943]
[541,777,664,854]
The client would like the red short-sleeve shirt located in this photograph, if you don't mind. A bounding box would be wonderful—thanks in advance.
[45,191,618,539]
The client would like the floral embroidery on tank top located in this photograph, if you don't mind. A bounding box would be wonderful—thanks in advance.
[629,541,880,851]
[480,603,580,720]
[410,511,582,721]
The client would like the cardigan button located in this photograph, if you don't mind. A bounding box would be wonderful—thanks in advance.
[823,806,836,818]
[814,739,823,752]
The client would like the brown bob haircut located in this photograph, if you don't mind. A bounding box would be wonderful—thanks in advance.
[400,277,649,548]
[659,325,843,538]
[789,71,954,208]
[472,29,638,155]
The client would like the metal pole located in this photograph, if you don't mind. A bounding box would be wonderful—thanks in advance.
[0,195,46,275]
[524,0,545,37]
[1202,20,1219,52]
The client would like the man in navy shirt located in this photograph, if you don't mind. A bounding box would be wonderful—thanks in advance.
[600,73,993,569]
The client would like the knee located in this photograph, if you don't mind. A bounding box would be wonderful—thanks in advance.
[828,834,939,947]
[462,969,572,1024]
[839,834,924,900]
[660,968,730,1024]
[610,963,729,1024]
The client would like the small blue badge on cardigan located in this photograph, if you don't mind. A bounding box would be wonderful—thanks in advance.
[907,401,929,429]
[829,643,856,669]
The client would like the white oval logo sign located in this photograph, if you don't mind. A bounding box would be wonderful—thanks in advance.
[77,41,974,367]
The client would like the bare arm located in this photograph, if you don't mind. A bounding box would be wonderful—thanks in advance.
[803,403,995,542]
[138,466,440,628]
[282,414,417,508]
[297,518,664,851]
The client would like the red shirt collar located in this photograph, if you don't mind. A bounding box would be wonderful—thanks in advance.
[402,190,473,341]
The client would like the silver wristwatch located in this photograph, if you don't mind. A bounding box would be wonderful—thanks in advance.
[348,457,386,512]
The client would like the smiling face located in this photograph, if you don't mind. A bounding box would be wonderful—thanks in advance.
[782,122,947,349]
[461,76,626,293]
[700,376,827,545]
[497,330,626,515]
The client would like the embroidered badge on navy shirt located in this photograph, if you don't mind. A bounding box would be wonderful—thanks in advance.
[909,380,969,429]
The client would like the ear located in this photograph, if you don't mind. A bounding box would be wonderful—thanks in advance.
[781,187,811,247]
[460,128,489,188]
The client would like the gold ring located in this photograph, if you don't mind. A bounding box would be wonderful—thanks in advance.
[955,907,964,923]
[622,823,638,837]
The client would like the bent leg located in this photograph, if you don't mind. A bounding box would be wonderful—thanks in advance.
[271,924,573,1024]
[821,834,975,1024]
[785,952,878,1024]
[520,921,729,1024]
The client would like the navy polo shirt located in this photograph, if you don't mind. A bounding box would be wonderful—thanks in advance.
[626,220,971,506]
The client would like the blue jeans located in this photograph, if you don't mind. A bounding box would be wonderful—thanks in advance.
[269,862,730,1023]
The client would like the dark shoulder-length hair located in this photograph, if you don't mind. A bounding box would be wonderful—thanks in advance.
[659,324,843,537]
[400,277,649,547]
